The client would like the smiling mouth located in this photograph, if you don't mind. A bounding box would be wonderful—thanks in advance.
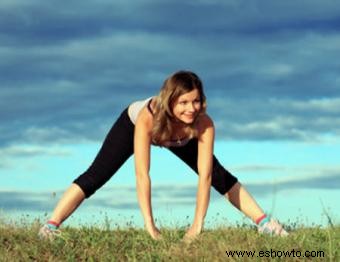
[175,114,196,125]
[182,113,197,121]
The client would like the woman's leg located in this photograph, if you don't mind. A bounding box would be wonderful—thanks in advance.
[49,183,86,225]
[168,139,288,235]
[47,108,135,225]
[225,182,264,223]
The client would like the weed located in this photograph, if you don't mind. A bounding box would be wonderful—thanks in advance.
[0,219,338,261]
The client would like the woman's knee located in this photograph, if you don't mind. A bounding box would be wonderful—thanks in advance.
[211,158,238,195]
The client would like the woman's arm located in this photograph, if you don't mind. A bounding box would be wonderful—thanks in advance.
[134,108,161,239]
[185,114,214,240]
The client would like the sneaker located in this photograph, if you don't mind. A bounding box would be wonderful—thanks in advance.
[38,224,62,241]
[258,219,289,236]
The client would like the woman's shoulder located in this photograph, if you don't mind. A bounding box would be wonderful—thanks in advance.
[195,113,214,136]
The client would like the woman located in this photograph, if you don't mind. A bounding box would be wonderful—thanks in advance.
[39,70,288,241]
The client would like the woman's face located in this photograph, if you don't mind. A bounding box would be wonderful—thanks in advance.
[172,88,201,124]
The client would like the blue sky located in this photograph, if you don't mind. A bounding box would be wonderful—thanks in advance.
[1,0,339,228]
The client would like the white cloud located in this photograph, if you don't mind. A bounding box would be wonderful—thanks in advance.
[288,98,340,113]
[0,144,71,158]
[260,64,294,77]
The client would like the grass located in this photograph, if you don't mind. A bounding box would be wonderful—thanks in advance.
[0,218,339,261]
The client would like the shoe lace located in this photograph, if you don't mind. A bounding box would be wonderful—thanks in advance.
[40,226,64,240]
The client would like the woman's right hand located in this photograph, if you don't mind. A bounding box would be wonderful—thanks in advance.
[145,223,162,240]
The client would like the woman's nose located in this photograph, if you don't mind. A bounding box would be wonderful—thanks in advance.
[187,102,195,111]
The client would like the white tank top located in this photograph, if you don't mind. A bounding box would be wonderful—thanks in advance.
[127,97,191,147]
[128,97,153,125]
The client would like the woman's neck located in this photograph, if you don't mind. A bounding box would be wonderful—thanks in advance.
[171,121,189,139]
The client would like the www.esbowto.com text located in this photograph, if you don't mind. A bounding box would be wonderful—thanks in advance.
[226,249,325,259]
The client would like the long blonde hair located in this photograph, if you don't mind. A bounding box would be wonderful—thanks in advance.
[151,70,206,146]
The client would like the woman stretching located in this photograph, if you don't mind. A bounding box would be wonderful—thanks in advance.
[39,70,288,241]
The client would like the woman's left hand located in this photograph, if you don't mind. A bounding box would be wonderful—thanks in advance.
[183,224,202,243]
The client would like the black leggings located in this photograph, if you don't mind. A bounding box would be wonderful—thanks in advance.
[74,107,238,198]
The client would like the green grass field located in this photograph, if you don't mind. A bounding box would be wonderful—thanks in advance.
[1,218,339,262]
